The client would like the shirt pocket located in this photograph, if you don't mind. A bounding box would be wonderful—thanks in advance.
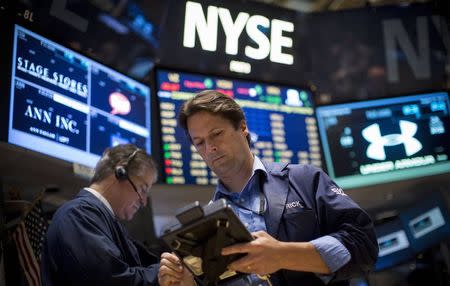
[282,208,319,241]
[283,205,311,217]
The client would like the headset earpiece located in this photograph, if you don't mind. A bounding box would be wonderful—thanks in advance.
[114,149,140,181]
[115,165,128,180]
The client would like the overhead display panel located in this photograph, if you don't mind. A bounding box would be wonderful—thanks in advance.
[316,91,450,189]
[8,25,152,167]
[156,69,320,185]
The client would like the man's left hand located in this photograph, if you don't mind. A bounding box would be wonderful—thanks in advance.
[221,231,284,276]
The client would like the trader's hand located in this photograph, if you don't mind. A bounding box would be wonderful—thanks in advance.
[158,252,196,286]
[221,231,284,276]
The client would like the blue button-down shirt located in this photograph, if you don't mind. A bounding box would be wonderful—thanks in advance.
[214,156,267,233]
[212,156,350,283]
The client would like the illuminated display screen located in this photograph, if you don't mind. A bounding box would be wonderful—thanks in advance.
[399,194,450,253]
[375,194,450,271]
[156,69,321,185]
[8,25,151,167]
[375,219,414,271]
[316,92,450,189]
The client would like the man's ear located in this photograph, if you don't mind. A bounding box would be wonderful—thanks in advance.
[240,120,249,134]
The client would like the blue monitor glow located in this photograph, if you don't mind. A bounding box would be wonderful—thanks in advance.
[156,69,321,185]
[399,194,450,253]
[316,92,450,189]
[375,219,415,271]
[8,25,151,167]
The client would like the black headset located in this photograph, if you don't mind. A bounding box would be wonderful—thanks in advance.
[114,149,140,181]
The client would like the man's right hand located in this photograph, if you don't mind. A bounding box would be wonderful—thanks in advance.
[158,252,196,286]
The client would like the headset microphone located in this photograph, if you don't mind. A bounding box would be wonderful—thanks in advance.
[114,149,145,207]
[126,176,144,207]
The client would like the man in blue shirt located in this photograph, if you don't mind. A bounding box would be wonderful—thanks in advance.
[170,90,378,285]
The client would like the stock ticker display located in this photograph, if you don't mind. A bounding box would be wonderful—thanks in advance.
[157,69,321,185]
[316,92,450,189]
[8,25,151,167]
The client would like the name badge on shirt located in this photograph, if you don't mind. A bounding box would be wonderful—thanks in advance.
[284,200,311,216]
[286,200,303,209]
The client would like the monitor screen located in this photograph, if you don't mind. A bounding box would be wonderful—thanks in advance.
[375,219,415,271]
[316,92,450,189]
[8,25,151,167]
[156,69,320,185]
[399,193,450,252]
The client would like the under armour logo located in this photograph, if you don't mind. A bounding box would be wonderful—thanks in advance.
[362,120,422,161]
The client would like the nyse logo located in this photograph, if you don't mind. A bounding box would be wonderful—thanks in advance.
[362,120,422,161]
[183,1,294,65]
[24,104,80,134]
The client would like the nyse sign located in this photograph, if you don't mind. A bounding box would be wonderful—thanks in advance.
[183,1,294,65]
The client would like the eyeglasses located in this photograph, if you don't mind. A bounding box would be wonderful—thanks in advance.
[126,177,149,206]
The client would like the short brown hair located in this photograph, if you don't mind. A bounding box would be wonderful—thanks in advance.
[90,144,157,184]
[178,90,250,145]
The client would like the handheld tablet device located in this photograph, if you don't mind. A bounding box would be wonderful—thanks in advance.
[160,199,253,285]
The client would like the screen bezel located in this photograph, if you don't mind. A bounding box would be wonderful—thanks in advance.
[0,8,15,143]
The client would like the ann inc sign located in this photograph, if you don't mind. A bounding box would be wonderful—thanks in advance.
[182,1,295,73]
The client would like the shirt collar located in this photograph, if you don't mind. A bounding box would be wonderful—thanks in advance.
[84,187,114,215]
[214,156,267,199]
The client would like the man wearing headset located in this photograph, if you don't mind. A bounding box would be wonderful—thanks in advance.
[41,144,194,286]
